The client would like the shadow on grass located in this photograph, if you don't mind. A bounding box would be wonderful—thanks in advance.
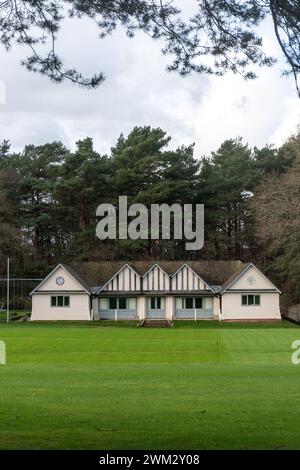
[0,319,297,328]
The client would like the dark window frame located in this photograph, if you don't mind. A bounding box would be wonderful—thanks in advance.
[50,295,70,308]
[109,298,117,310]
[118,298,127,310]
[183,297,204,309]
[150,297,162,310]
[185,297,194,309]
[108,298,130,310]
[241,294,261,306]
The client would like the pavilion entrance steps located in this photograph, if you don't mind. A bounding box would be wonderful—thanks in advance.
[139,319,173,328]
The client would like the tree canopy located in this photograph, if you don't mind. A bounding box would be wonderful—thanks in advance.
[250,130,300,304]
[0,126,297,303]
[0,1,299,94]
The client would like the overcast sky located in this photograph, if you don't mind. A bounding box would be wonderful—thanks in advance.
[0,8,299,158]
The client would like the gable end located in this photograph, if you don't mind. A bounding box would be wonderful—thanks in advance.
[221,263,281,294]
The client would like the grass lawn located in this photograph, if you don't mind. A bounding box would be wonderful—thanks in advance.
[0,320,300,450]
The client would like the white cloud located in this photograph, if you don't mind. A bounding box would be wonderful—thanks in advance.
[268,95,300,145]
[0,12,298,157]
[0,80,5,105]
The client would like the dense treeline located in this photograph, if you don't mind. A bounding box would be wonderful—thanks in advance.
[0,126,299,304]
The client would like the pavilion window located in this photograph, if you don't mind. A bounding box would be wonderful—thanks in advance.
[51,296,70,307]
[242,294,261,306]
[150,297,162,309]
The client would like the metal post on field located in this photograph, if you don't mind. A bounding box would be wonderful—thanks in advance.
[6,257,9,324]
[115,309,117,322]
[194,308,197,322]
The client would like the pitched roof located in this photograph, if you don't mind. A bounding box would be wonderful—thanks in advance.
[220,262,251,292]
[220,262,281,293]
[30,263,91,295]
[60,264,92,293]
[70,260,244,290]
